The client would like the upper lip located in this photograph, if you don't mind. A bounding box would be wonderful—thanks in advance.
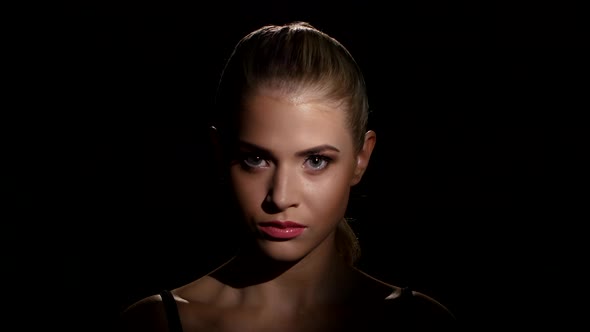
[258,221,306,228]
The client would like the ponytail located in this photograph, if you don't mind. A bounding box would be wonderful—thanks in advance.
[335,218,361,266]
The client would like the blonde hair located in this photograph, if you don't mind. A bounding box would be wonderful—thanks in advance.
[213,22,369,266]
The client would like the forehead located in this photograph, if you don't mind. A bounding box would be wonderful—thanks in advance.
[237,89,354,152]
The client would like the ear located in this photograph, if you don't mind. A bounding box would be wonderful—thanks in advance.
[351,130,376,186]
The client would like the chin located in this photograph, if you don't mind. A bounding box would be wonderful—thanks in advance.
[256,240,308,263]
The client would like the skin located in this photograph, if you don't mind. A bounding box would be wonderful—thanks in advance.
[229,87,374,263]
[119,88,455,332]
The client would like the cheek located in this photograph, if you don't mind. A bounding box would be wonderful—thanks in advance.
[306,172,352,218]
[229,168,267,212]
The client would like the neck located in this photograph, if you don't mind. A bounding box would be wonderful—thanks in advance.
[211,236,357,308]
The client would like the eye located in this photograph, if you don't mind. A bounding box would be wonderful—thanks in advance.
[304,155,331,170]
[242,154,270,169]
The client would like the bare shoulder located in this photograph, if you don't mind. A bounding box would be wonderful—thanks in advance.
[118,275,227,332]
[118,294,169,332]
[354,270,457,330]
[383,287,458,330]
[402,289,456,320]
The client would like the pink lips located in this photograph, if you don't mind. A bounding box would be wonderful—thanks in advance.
[258,221,307,240]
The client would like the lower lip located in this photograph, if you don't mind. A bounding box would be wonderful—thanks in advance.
[259,226,306,239]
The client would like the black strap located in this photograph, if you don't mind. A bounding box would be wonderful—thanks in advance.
[160,290,183,332]
[400,286,413,299]
[399,286,415,325]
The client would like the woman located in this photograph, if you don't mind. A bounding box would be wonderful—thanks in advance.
[120,21,457,332]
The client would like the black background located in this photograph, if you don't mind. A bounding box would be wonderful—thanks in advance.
[46,1,585,331]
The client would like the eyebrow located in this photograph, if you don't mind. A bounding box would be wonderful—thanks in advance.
[237,141,340,157]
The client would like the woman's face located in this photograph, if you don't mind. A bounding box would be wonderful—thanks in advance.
[227,88,373,262]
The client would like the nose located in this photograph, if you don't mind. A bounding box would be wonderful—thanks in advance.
[263,164,300,212]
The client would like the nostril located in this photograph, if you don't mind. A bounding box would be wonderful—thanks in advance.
[264,192,273,203]
[261,193,281,214]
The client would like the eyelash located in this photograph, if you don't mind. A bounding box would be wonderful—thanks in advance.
[239,154,333,171]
